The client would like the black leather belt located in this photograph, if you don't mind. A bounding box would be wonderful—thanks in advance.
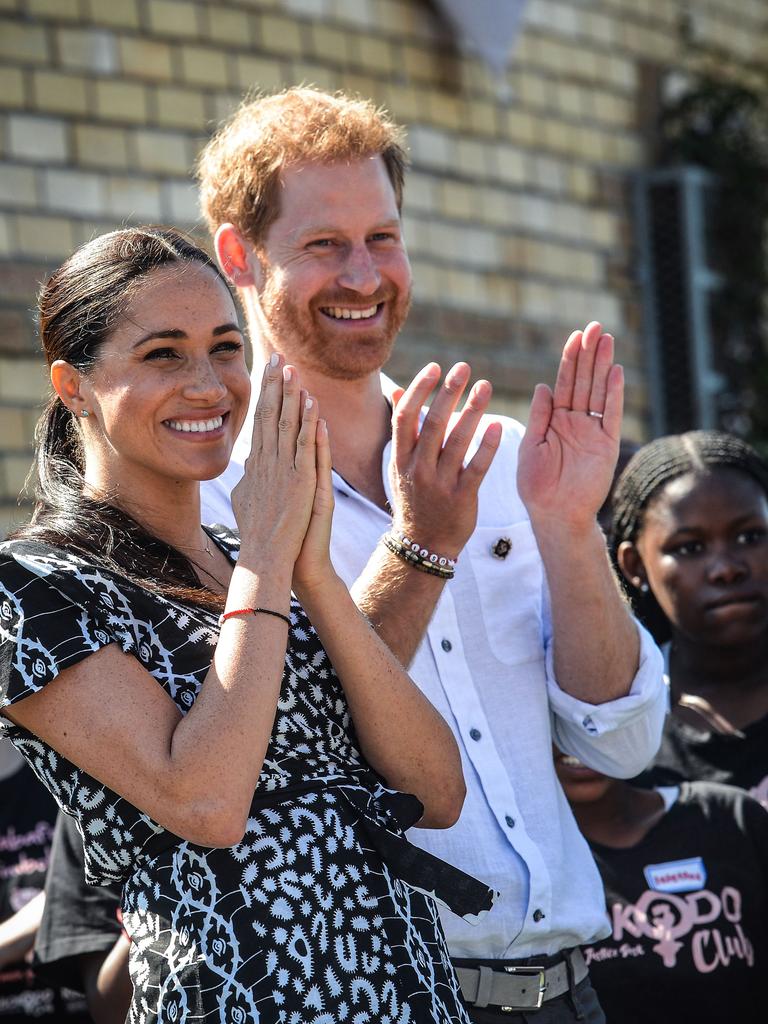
[454,948,587,1012]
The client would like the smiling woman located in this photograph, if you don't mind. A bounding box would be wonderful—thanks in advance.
[0,227,489,1024]
[610,431,768,802]
[22,228,248,608]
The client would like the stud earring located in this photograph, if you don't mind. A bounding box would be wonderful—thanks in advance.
[634,578,649,594]
[79,409,90,418]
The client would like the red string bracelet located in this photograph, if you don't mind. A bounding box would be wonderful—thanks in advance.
[218,607,291,628]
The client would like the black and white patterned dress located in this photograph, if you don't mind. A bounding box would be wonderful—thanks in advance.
[0,530,494,1024]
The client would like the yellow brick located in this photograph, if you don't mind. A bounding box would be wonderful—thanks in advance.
[591,210,619,248]
[32,71,90,115]
[154,85,207,129]
[0,67,26,108]
[0,408,27,449]
[15,214,75,260]
[134,129,189,174]
[0,164,37,205]
[518,71,547,108]
[147,0,201,38]
[332,0,375,29]
[486,274,518,316]
[552,82,581,119]
[402,43,439,83]
[355,35,395,74]
[75,123,130,168]
[57,27,119,74]
[308,24,350,63]
[258,13,304,56]
[21,409,40,438]
[119,36,174,80]
[341,71,380,102]
[464,98,496,135]
[289,61,336,92]
[179,45,229,87]
[380,83,424,125]
[373,0,427,36]
[206,6,253,46]
[0,213,11,255]
[105,175,162,220]
[439,181,477,220]
[210,91,243,123]
[27,0,79,17]
[0,18,49,63]
[95,79,148,122]
[234,55,284,92]
[455,138,491,179]
[497,144,527,186]
[86,0,140,28]
[503,109,538,147]
[567,165,595,201]
[2,454,34,497]
[425,91,461,130]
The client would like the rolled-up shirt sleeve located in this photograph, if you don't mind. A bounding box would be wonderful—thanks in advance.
[546,620,668,778]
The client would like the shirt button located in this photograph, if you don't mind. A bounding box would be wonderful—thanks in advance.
[533,909,545,922]
[441,638,453,652]
[505,815,515,828]
[469,728,482,742]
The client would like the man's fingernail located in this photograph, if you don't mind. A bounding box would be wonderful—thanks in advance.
[269,352,279,367]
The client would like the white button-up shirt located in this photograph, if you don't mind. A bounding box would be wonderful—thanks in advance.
[201,378,666,959]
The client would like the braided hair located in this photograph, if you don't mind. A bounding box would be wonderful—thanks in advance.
[611,431,768,547]
[610,431,768,641]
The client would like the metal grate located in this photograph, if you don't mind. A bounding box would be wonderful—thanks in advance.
[635,166,725,436]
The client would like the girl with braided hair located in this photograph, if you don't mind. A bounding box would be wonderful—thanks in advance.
[611,429,768,799]
[550,430,768,1022]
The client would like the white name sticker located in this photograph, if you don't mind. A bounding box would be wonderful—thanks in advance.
[644,857,707,893]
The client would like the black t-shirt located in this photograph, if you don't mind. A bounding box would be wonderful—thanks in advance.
[34,813,122,990]
[638,708,768,806]
[583,782,768,1023]
[0,761,89,1022]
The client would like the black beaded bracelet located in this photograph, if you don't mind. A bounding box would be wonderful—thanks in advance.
[382,533,455,579]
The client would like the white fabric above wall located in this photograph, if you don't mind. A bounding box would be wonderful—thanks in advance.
[433,0,529,76]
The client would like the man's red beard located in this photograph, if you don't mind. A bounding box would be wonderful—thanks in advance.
[257,275,412,381]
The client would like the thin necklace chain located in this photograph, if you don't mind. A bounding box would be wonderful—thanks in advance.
[188,529,229,593]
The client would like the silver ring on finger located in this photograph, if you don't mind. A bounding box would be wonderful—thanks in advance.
[587,410,604,419]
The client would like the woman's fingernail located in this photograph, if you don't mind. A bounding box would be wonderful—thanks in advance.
[305,397,314,410]
[283,366,292,382]
[269,352,279,367]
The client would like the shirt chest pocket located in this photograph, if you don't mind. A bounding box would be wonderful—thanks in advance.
[463,520,544,667]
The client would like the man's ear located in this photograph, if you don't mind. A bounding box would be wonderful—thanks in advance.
[50,360,88,416]
[215,224,259,288]
[617,540,647,592]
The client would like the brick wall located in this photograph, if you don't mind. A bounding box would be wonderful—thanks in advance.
[0,0,766,533]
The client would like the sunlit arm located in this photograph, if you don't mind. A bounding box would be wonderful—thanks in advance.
[299,571,465,828]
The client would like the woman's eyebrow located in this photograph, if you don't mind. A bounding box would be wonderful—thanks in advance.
[131,323,243,349]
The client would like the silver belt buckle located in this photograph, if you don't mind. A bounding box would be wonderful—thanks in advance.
[500,964,546,1012]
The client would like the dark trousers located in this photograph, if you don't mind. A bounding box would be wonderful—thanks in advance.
[462,975,605,1024]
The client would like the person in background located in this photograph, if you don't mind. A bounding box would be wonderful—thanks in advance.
[34,813,129,1024]
[555,750,768,1022]
[611,430,768,803]
[0,737,90,1023]
[197,86,666,1022]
